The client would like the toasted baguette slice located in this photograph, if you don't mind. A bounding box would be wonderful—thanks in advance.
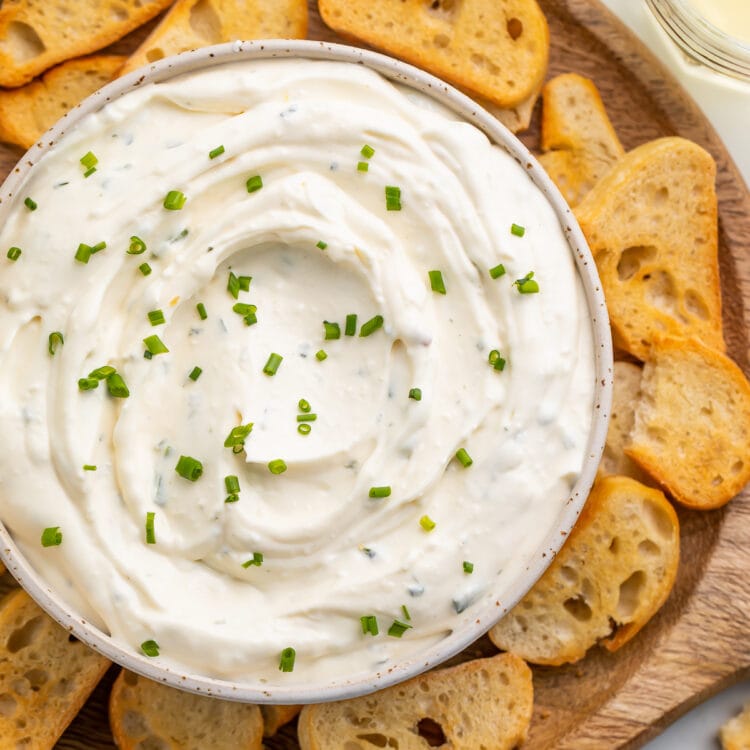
[489,475,679,665]
[575,137,724,361]
[625,337,750,509]
[109,670,263,750]
[538,73,624,206]
[260,704,302,737]
[721,702,750,750]
[298,653,532,750]
[0,589,111,747]
[599,361,652,484]
[318,0,549,109]
[0,55,125,150]
[119,0,308,76]
[0,0,173,88]
[471,81,541,134]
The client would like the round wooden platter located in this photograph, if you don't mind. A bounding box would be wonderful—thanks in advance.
[1,1,749,748]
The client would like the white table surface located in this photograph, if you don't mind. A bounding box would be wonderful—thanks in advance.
[597,2,750,748]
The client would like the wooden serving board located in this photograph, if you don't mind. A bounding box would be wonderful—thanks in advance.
[1,1,749,748]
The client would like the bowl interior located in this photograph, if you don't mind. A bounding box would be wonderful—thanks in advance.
[0,39,612,704]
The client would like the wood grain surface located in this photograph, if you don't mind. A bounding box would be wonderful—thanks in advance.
[1,1,748,748]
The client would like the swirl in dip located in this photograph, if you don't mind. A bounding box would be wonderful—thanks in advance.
[0,59,595,685]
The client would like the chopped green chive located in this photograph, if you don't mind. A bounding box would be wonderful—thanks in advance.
[359,315,384,337]
[163,190,187,210]
[490,350,506,371]
[106,372,130,398]
[7,246,21,261]
[263,352,283,376]
[225,475,240,494]
[323,321,340,340]
[147,309,165,326]
[279,647,296,672]
[91,241,106,254]
[24,197,37,211]
[145,512,156,544]
[48,331,64,356]
[225,494,239,503]
[296,413,317,423]
[196,302,208,320]
[387,620,412,638]
[74,243,92,264]
[401,604,412,621]
[80,151,98,170]
[139,263,152,276]
[175,455,203,481]
[242,552,264,568]
[89,365,115,379]
[140,640,160,657]
[268,459,287,475]
[361,144,375,159]
[143,351,153,360]
[143,334,168,356]
[316,240,328,250]
[360,615,379,636]
[41,527,62,547]
[369,486,391,499]
[246,175,263,193]
[298,423,311,435]
[419,515,436,532]
[455,448,473,468]
[511,223,526,237]
[489,263,506,279]
[243,312,258,326]
[83,464,97,471]
[239,275,252,292]
[345,314,357,336]
[224,423,253,452]
[209,145,225,159]
[463,560,474,574]
[127,236,147,255]
[514,271,539,294]
[298,399,311,413]
[78,377,99,391]
[227,271,240,299]
[408,388,422,401]
[315,349,328,361]
[429,270,446,294]
[385,185,401,211]
[188,366,202,381]
[232,302,256,316]
[83,167,97,178]
[357,161,369,172]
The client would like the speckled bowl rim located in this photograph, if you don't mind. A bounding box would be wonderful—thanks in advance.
[0,40,613,705]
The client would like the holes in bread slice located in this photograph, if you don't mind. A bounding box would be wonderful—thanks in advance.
[0,693,17,718]
[563,595,593,622]
[616,245,657,282]
[350,734,399,749]
[417,717,448,746]
[189,0,222,43]
[1,22,46,63]
[425,0,460,21]
[615,570,646,620]
[6,616,44,653]
[507,18,523,40]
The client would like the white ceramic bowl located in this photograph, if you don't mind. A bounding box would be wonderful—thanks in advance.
[0,40,613,704]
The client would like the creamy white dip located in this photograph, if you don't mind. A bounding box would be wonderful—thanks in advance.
[0,59,595,685]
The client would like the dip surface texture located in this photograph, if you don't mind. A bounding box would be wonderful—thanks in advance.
[0,59,595,685]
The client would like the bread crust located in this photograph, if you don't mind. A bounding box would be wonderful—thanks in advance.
[625,336,750,509]
[0,0,173,87]
[490,475,680,665]
[318,0,549,109]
